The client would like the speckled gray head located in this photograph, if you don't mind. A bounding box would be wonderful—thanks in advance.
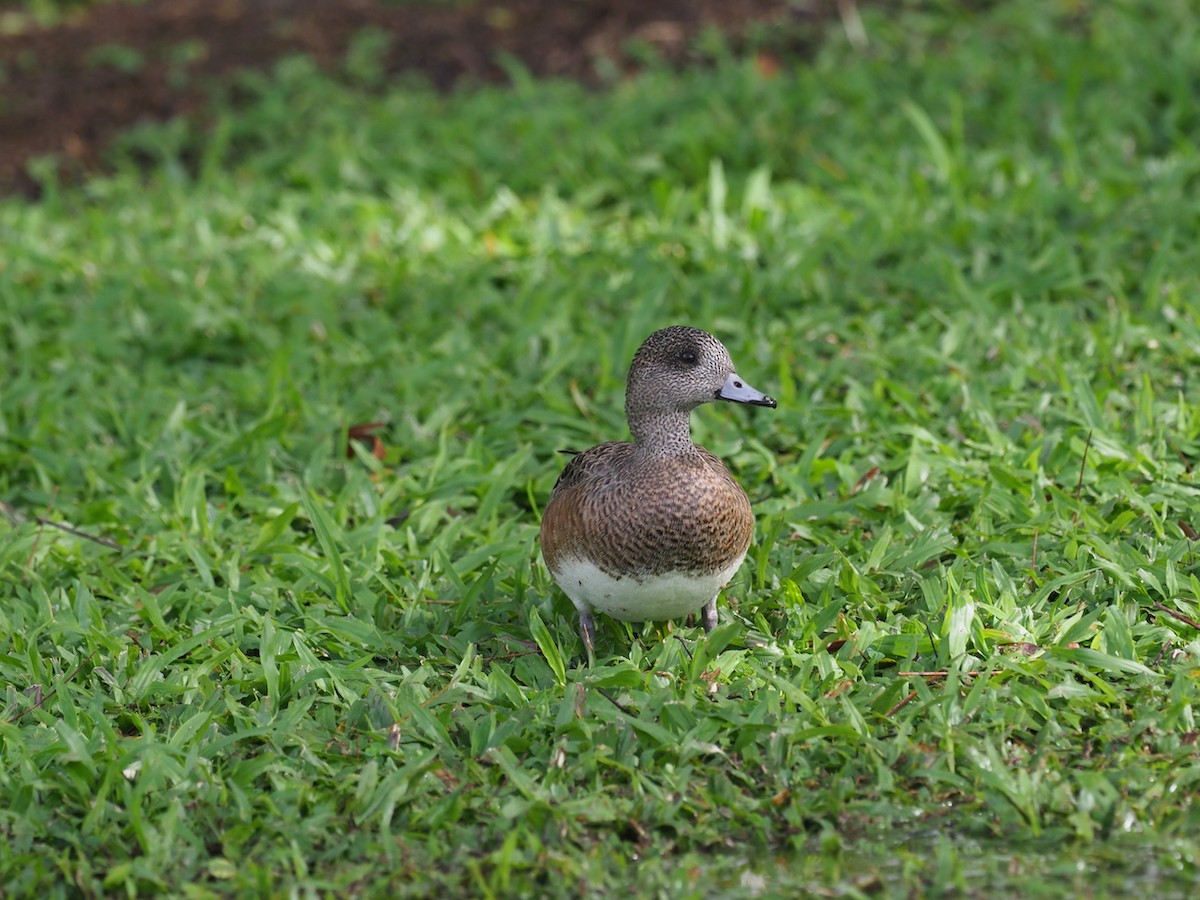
[625,326,776,443]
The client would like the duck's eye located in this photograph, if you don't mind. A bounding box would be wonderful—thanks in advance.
[679,349,698,365]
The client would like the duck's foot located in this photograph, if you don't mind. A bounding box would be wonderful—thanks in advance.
[579,610,597,664]
[702,597,718,633]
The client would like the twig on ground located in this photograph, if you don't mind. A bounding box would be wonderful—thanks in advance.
[1150,641,1173,668]
[898,671,986,678]
[884,690,918,717]
[1153,601,1200,631]
[8,649,100,723]
[1,500,123,552]
[597,687,633,715]
[1072,430,1092,526]
[34,515,123,550]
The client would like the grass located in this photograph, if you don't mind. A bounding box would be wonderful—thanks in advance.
[3,0,1200,895]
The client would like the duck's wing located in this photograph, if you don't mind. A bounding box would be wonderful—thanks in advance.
[548,441,633,498]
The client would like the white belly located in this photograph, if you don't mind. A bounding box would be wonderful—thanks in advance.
[550,554,746,622]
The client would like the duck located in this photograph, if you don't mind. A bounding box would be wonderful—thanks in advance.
[539,325,776,658]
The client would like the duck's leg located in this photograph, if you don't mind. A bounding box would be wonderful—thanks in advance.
[701,596,718,632]
[579,609,597,664]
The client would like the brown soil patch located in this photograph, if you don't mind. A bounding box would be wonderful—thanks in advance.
[0,0,855,197]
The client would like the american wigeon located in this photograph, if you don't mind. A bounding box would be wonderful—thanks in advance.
[540,325,776,657]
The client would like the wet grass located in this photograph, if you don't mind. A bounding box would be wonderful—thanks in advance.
[3,0,1200,895]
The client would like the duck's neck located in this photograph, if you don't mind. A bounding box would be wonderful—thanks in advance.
[630,410,695,455]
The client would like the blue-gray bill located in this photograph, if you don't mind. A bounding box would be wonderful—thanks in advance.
[716,371,776,407]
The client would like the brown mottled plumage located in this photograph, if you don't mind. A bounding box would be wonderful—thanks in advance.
[539,326,776,658]
[541,445,753,578]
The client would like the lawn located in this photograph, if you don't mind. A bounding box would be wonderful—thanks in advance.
[3,0,1200,895]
